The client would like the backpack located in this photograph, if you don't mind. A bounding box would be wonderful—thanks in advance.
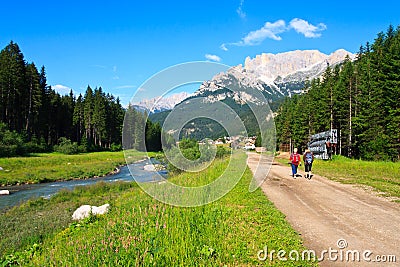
[291,153,300,164]
[305,152,313,164]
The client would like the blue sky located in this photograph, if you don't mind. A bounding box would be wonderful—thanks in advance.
[1,0,400,105]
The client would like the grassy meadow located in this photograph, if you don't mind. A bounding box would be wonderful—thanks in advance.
[0,182,136,259]
[1,153,317,266]
[0,151,148,186]
[313,155,400,199]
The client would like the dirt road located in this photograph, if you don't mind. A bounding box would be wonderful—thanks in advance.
[246,152,400,266]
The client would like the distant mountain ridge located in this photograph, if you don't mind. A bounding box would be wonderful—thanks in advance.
[141,49,354,114]
[149,49,355,139]
[194,49,355,101]
[133,92,191,114]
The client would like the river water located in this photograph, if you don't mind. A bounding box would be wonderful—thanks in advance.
[0,158,167,211]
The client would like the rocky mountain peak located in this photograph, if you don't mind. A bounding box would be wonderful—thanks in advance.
[145,49,355,114]
[195,49,355,101]
[134,91,191,113]
[242,49,354,81]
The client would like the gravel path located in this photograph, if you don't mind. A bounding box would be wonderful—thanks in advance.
[246,152,400,266]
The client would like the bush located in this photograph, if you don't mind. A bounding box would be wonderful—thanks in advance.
[166,139,231,174]
[54,137,79,155]
[110,143,122,152]
[24,142,48,154]
[0,144,25,157]
[0,123,26,157]
[216,146,231,158]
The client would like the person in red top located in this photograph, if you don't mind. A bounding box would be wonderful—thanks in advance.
[289,148,301,178]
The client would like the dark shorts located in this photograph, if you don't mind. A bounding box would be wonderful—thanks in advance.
[305,163,312,172]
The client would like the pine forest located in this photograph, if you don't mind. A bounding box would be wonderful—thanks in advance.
[275,25,400,161]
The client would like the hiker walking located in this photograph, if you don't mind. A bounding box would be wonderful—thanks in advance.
[303,149,314,179]
[289,148,301,178]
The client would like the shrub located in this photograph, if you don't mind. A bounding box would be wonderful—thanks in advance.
[110,143,122,152]
[0,123,26,157]
[216,146,230,158]
[54,137,79,155]
[166,139,230,173]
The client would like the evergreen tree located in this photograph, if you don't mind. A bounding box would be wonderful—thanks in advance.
[122,104,136,149]
[73,94,85,143]
[106,95,124,147]
[145,121,162,152]
[0,41,27,131]
[0,41,126,155]
[93,87,106,147]
[83,86,94,147]
[25,62,42,139]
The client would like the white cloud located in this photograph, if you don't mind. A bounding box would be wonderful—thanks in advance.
[289,18,327,38]
[221,18,327,50]
[220,44,228,51]
[238,20,287,45]
[205,54,222,62]
[52,84,73,95]
[114,85,136,89]
[236,0,246,19]
[221,20,287,50]
[245,20,286,43]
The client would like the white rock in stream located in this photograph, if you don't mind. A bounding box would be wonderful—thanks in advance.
[143,164,156,171]
[143,164,164,171]
[72,204,110,220]
[0,190,9,195]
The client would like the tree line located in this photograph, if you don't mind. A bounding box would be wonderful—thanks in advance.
[123,104,166,152]
[0,41,164,156]
[275,25,400,161]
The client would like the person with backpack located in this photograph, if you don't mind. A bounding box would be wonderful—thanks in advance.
[303,149,314,179]
[289,148,301,178]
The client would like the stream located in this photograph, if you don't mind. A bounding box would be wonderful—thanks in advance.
[0,158,167,211]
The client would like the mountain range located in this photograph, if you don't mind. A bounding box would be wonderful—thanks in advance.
[148,49,355,139]
[133,92,191,114]
[194,49,355,101]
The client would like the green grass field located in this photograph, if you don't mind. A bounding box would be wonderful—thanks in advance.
[0,151,148,186]
[313,155,400,199]
[276,154,400,199]
[0,182,136,259]
[4,151,398,265]
[1,153,317,266]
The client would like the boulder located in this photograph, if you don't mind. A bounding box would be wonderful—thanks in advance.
[0,190,9,195]
[143,164,164,171]
[143,164,156,171]
[72,203,110,220]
